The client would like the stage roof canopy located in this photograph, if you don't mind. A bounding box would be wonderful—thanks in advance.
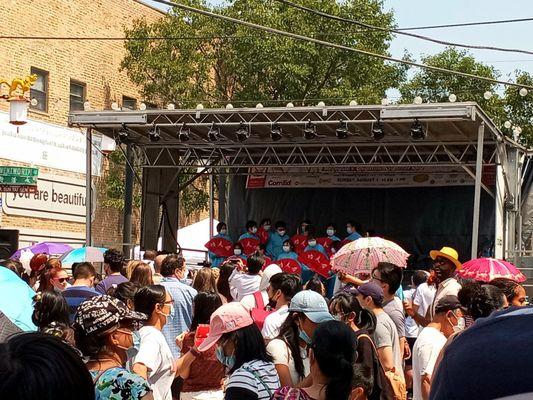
[69,102,524,171]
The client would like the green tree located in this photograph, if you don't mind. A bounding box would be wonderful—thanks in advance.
[502,71,533,145]
[121,0,407,106]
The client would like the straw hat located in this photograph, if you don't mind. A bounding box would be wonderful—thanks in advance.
[429,247,462,270]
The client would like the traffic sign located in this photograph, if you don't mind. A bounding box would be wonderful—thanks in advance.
[0,185,38,194]
[0,166,38,186]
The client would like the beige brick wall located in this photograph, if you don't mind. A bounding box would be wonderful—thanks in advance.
[0,0,163,247]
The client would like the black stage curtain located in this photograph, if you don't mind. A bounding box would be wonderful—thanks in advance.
[227,176,495,262]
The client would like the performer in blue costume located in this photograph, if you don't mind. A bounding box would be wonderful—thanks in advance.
[276,239,299,261]
[325,223,341,242]
[345,220,362,242]
[232,242,248,262]
[267,221,289,259]
[304,234,328,258]
[238,220,259,241]
[208,222,233,268]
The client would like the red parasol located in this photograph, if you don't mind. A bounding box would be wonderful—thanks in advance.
[458,258,526,283]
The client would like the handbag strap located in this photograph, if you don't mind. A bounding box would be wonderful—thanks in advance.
[253,291,265,309]
[242,365,273,397]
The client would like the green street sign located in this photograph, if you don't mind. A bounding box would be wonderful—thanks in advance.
[0,166,39,186]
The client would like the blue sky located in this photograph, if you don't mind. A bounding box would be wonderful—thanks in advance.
[145,0,533,81]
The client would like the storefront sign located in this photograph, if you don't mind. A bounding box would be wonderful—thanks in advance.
[2,174,88,223]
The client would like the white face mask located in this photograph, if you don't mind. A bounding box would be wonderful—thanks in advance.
[283,245,291,252]
[308,240,317,247]
[251,227,258,234]
[234,249,242,256]
[327,229,335,236]
[220,229,227,235]
[263,225,271,231]
[449,311,465,333]
[347,227,353,234]
[278,230,286,237]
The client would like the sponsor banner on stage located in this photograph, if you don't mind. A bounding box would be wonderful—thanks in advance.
[246,166,495,189]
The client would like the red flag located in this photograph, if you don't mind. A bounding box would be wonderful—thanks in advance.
[298,250,332,279]
[257,228,270,245]
[205,237,234,258]
[277,258,302,275]
[291,234,308,254]
[239,237,260,256]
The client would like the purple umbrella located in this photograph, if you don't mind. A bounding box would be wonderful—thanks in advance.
[10,242,73,260]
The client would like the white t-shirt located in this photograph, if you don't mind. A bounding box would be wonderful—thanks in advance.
[261,305,289,339]
[404,288,419,338]
[241,291,269,311]
[229,269,262,301]
[414,283,437,319]
[134,326,175,400]
[412,326,447,400]
[430,278,461,319]
[266,338,310,386]
[226,359,280,400]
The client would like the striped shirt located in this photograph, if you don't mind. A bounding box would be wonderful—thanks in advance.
[226,359,280,400]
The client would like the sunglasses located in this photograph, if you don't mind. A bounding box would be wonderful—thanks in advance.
[54,277,69,283]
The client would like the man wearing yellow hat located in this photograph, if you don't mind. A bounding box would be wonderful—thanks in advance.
[428,247,462,320]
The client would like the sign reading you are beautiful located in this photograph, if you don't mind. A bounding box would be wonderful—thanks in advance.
[2,173,88,223]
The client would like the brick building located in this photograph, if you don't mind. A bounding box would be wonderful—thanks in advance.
[0,0,163,251]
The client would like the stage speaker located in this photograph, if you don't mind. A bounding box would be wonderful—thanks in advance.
[0,229,19,260]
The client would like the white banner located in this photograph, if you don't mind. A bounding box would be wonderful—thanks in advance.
[246,166,486,189]
[0,112,103,176]
[2,173,89,223]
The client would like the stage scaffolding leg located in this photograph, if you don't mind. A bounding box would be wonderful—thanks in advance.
[471,123,485,260]
[123,143,134,258]
[209,174,214,240]
[495,158,505,259]
[85,128,93,247]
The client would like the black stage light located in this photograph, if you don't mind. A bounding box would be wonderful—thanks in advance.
[208,123,221,142]
[148,125,161,142]
[410,119,426,140]
[371,119,385,141]
[235,122,250,142]
[270,123,283,141]
[303,120,317,140]
[178,124,190,142]
[336,120,349,139]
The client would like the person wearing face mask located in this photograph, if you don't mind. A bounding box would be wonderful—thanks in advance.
[304,233,328,258]
[233,242,248,263]
[197,302,280,400]
[411,296,464,400]
[258,218,273,246]
[261,273,302,340]
[317,224,341,258]
[277,240,299,261]
[345,220,362,243]
[427,247,462,321]
[208,222,233,268]
[267,221,290,259]
[158,255,197,359]
[355,282,404,382]
[266,290,333,388]
[239,220,260,242]
[133,285,176,400]
[74,295,152,400]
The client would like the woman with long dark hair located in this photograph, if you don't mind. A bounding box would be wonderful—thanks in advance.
[489,278,527,307]
[32,290,74,346]
[133,285,175,400]
[458,281,506,321]
[272,321,357,400]
[217,261,236,302]
[175,292,225,399]
[330,291,393,400]
[197,302,280,400]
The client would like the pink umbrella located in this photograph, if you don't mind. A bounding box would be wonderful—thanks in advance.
[331,237,409,275]
[458,258,526,283]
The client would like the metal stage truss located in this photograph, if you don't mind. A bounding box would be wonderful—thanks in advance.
[69,102,530,261]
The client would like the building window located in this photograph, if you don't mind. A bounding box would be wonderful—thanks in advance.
[122,96,137,110]
[30,67,48,112]
[69,80,86,111]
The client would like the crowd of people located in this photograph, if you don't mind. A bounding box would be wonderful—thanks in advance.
[0,238,531,400]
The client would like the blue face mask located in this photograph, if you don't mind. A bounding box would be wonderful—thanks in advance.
[126,330,141,359]
[298,329,312,345]
[216,346,236,369]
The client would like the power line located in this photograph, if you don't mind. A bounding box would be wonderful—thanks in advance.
[146,0,533,90]
[273,0,533,56]
[399,17,533,31]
